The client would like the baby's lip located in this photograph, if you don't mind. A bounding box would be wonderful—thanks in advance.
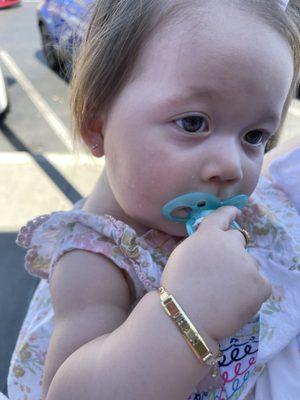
[218,189,242,200]
[219,194,235,202]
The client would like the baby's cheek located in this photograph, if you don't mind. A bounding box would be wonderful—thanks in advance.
[124,162,167,210]
[244,165,262,195]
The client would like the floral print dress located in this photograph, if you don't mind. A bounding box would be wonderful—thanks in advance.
[4,149,300,400]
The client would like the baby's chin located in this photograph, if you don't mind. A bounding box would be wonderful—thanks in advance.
[133,215,186,237]
[152,219,188,238]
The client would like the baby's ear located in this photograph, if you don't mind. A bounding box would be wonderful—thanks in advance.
[81,116,105,157]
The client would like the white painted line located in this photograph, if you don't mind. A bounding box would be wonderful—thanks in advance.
[0,50,73,152]
[0,151,104,166]
[289,102,300,118]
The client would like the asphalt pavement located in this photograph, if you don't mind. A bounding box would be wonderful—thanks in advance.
[0,1,300,396]
[0,2,104,393]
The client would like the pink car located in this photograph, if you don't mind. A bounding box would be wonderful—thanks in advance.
[0,0,21,9]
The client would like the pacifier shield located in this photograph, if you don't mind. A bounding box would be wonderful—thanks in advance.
[162,192,248,235]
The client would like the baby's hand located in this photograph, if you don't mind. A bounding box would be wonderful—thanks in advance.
[160,206,272,342]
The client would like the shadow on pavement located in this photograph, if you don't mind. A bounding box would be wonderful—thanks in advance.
[0,232,40,394]
[0,122,81,394]
[0,120,82,204]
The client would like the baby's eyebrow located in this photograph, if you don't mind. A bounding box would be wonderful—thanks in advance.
[157,91,281,123]
[154,83,282,123]
[154,89,218,113]
[161,87,218,106]
[248,111,282,127]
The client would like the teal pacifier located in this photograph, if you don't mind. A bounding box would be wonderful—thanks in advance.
[161,192,249,236]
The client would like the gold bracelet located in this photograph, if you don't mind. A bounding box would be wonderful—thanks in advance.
[157,286,222,377]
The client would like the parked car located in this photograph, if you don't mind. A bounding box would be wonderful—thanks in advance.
[0,0,21,9]
[0,65,9,121]
[37,0,94,78]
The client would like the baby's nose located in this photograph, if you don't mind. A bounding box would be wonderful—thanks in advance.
[200,141,243,184]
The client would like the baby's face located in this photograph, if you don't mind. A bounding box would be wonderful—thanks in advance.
[101,3,293,236]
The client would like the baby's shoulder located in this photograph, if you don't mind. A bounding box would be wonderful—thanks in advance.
[50,248,131,317]
[15,199,169,305]
[15,199,130,281]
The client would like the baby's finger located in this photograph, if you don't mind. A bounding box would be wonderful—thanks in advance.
[226,229,249,249]
[199,206,241,231]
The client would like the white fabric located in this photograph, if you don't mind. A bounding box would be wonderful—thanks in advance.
[255,338,300,400]
[269,148,300,213]
[279,0,290,10]
[254,147,300,400]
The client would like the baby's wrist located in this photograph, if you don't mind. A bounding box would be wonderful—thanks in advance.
[159,279,221,342]
[156,286,222,376]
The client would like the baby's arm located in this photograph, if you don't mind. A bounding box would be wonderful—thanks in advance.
[44,250,218,400]
[42,250,131,398]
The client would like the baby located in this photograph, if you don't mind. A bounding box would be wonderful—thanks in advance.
[6,1,300,399]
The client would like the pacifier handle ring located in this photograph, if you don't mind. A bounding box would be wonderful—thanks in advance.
[162,192,220,222]
[161,192,249,236]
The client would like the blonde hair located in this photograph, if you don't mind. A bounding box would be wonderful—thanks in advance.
[69,0,300,151]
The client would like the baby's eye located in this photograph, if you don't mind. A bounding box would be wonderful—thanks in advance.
[243,130,269,146]
[175,115,210,135]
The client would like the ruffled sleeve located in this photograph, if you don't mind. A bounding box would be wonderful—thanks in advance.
[16,213,57,280]
[15,200,178,301]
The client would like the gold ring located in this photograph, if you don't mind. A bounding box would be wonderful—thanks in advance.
[236,227,250,247]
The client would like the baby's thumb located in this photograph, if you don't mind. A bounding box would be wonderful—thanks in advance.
[199,206,241,231]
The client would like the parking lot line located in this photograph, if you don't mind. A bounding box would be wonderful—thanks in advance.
[289,100,300,118]
[0,152,73,231]
[0,50,73,152]
[0,151,104,231]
